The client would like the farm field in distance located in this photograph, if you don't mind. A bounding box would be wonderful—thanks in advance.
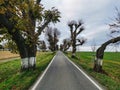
[0,51,19,60]
[66,52,120,90]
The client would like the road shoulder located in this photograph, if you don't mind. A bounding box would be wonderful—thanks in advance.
[63,53,106,90]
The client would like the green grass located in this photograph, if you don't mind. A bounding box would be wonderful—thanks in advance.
[66,52,120,90]
[0,52,55,90]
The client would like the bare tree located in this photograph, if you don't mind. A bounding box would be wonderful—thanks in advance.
[91,40,96,53]
[68,20,86,57]
[94,36,120,72]
[60,44,63,51]
[62,38,71,52]
[94,8,120,72]
[38,40,47,52]
[46,27,60,51]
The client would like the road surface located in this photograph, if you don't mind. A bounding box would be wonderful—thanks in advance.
[34,51,103,90]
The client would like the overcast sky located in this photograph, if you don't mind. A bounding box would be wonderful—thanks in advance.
[40,0,120,51]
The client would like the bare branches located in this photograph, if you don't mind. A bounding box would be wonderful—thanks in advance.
[62,38,71,51]
[68,20,86,57]
[76,26,85,35]
[68,20,84,34]
[109,7,120,34]
[91,40,96,52]
[38,40,46,51]
[45,27,60,51]
[76,38,86,46]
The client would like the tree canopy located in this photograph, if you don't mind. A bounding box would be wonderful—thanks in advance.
[0,0,61,70]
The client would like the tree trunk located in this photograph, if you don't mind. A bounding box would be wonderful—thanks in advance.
[11,30,37,70]
[93,57,103,72]
[72,42,76,58]
[21,45,37,70]
[21,56,36,70]
[94,36,120,72]
[0,13,37,71]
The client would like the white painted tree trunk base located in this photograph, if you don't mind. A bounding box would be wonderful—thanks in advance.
[94,57,103,72]
[72,53,76,57]
[29,57,36,67]
[97,58,103,66]
[21,58,29,68]
[21,57,36,69]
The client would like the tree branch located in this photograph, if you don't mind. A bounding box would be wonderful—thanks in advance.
[0,14,14,34]
[96,36,120,59]
[36,0,41,4]
[37,20,50,36]
[76,26,84,35]
[76,38,86,46]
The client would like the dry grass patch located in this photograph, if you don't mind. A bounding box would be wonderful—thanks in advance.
[0,51,19,60]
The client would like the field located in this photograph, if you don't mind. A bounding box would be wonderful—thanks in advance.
[0,52,55,90]
[0,51,19,60]
[66,52,120,90]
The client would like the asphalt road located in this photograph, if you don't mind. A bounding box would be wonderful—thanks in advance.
[34,51,102,90]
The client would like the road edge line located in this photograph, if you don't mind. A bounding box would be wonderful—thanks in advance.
[30,55,56,90]
[63,53,103,90]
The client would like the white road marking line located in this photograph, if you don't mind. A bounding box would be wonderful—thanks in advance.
[63,53,103,90]
[31,55,56,90]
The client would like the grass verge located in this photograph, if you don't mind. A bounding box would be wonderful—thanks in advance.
[0,52,55,90]
[65,52,120,90]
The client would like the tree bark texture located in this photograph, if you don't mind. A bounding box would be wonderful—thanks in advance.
[94,36,120,72]
[72,40,76,57]
[0,14,37,70]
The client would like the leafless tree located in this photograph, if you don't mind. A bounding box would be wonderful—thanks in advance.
[60,44,63,51]
[91,40,96,53]
[46,27,60,51]
[94,8,120,72]
[68,20,86,57]
[38,40,46,52]
[62,38,71,52]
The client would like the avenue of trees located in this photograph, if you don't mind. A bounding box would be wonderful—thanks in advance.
[0,0,60,70]
[0,0,120,73]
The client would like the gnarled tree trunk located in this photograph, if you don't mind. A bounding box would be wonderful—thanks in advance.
[0,14,37,71]
[94,36,120,72]
[21,45,37,70]
[12,31,37,70]
[72,40,76,58]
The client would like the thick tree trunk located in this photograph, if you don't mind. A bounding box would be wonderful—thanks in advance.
[94,36,120,72]
[72,42,76,58]
[93,47,104,72]
[93,57,103,72]
[21,57,36,70]
[11,30,37,70]
[21,45,37,70]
